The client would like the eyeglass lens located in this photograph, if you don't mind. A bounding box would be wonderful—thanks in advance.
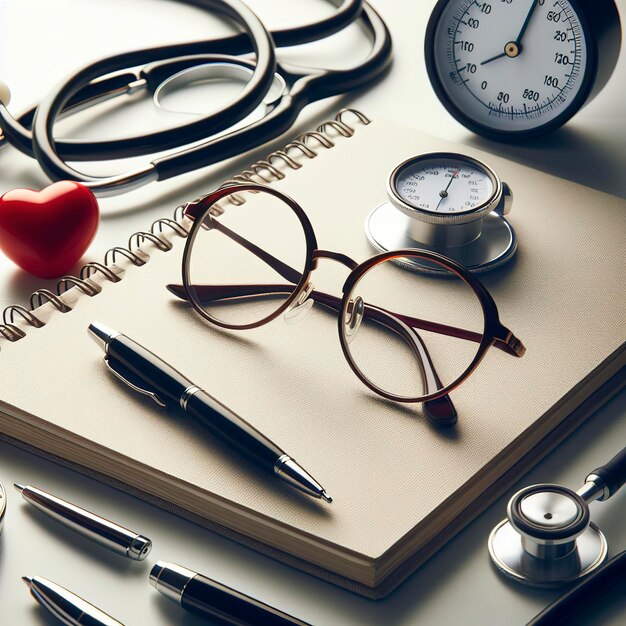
[341,256,485,400]
[186,188,309,327]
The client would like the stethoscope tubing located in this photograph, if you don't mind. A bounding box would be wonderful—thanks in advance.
[29,0,277,193]
[0,0,364,162]
[153,3,392,181]
[0,0,391,196]
[0,73,140,159]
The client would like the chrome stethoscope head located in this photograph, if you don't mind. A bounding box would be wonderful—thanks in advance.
[488,446,626,588]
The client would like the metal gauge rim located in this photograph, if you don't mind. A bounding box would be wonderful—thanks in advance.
[365,202,517,275]
[488,518,608,588]
[424,0,600,142]
[387,152,502,225]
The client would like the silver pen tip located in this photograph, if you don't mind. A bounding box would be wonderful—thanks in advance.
[149,562,197,603]
[87,322,120,350]
[321,490,332,504]
[14,483,26,492]
[21,576,33,588]
[149,562,164,590]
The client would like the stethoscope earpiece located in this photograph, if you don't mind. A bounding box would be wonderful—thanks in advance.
[489,446,626,588]
[0,81,11,107]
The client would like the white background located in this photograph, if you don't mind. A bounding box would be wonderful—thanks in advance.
[0,1,625,624]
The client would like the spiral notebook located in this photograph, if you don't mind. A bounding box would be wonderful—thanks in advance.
[0,110,625,598]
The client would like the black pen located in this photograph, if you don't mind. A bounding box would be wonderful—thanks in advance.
[88,322,331,503]
[22,576,124,626]
[150,561,312,626]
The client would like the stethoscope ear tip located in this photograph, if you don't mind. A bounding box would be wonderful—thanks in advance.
[0,81,11,106]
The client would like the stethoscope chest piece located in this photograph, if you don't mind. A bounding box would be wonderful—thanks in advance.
[488,483,608,588]
[366,152,517,274]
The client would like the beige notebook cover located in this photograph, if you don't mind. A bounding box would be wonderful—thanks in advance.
[0,112,624,598]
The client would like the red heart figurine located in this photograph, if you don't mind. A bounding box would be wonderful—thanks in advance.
[0,181,99,279]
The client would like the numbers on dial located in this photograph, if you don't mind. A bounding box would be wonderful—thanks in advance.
[394,158,495,214]
[434,0,588,132]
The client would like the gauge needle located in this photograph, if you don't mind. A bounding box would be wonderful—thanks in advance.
[436,169,458,210]
[481,51,507,66]
[514,0,540,47]
[481,0,540,65]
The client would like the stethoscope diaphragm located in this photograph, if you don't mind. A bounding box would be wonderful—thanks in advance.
[488,483,608,588]
[488,445,626,589]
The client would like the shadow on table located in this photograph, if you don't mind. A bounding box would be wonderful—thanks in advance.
[466,123,626,200]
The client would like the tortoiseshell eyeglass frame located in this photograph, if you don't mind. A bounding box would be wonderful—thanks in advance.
[169,183,526,427]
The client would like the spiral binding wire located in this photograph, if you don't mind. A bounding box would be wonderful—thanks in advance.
[80,262,122,283]
[0,108,370,342]
[29,289,71,313]
[103,247,147,267]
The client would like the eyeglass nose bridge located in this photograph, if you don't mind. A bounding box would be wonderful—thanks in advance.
[284,281,315,324]
[343,295,364,343]
[284,250,359,325]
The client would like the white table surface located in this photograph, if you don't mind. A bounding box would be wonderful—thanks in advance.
[0,1,625,624]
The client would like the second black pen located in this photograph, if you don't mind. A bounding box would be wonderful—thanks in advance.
[150,561,312,626]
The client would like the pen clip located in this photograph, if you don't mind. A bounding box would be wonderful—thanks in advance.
[103,357,167,407]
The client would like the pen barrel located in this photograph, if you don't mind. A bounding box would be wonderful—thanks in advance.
[21,487,151,560]
[108,335,191,405]
[181,574,311,626]
[28,577,125,626]
[186,390,283,470]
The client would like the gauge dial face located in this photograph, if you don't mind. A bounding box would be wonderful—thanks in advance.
[392,155,496,214]
[430,0,589,136]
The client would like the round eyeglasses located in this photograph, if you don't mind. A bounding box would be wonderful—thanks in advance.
[168,184,526,426]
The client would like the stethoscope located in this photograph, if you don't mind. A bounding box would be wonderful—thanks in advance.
[489,445,626,589]
[0,0,392,198]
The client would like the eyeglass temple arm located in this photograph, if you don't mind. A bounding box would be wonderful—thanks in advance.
[387,308,524,357]
[211,220,304,284]
[356,302,458,426]
[166,282,457,425]
[170,280,523,359]
[191,220,524,356]
[309,290,456,423]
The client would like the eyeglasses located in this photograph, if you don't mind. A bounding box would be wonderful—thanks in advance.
[168,184,526,426]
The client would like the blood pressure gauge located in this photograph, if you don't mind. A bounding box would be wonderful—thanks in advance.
[425,0,622,140]
[365,153,516,274]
